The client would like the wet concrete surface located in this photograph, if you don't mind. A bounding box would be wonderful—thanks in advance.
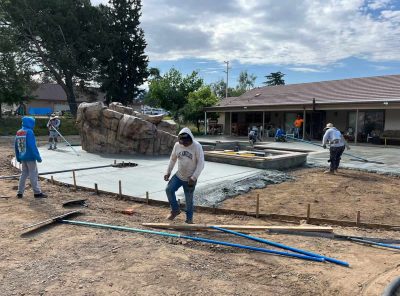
[19,144,292,206]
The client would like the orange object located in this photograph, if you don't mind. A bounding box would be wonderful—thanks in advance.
[117,208,135,215]
[294,118,304,128]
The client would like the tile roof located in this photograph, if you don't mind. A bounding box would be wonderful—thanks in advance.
[212,74,400,109]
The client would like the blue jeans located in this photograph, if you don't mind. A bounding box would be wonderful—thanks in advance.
[166,174,195,221]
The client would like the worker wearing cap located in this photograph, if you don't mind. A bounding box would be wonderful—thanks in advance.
[47,114,61,150]
[322,123,350,174]
[164,127,205,224]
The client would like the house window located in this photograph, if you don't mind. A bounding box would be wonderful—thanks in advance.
[348,110,384,141]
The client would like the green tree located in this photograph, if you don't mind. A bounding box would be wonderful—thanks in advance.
[145,68,203,118]
[238,70,257,91]
[97,0,148,105]
[263,71,285,86]
[0,23,33,118]
[211,79,245,99]
[1,0,103,117]
[182,86,219,133]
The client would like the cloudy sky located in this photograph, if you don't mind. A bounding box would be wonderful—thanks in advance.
[92,0,400,86]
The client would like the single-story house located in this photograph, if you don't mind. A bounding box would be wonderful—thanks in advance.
[204,74,400,144]
[25,83,106,115]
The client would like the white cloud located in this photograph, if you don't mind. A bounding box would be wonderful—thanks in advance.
[368,0,392,10]
[94,0,400,67]
[288,67,324,73]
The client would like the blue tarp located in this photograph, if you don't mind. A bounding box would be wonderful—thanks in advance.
[28,107,52,116]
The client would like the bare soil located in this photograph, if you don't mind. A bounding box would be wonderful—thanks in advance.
[1,141,400,296]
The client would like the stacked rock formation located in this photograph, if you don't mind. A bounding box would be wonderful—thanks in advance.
[76,102,177,155]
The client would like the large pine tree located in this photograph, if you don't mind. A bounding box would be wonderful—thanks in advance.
[98,0,149,105]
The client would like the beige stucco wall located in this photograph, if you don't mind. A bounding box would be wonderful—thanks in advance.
[384,109,400,130]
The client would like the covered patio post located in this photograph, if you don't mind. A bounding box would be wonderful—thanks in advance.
[302,109,306,139]
[262,111,265,140]
[355,109,359,145]
[204,111,207,135]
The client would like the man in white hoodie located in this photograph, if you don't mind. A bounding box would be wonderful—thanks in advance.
[164,127,205,224]
[322,123,350,174]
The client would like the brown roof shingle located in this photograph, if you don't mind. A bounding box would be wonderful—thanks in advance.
[210,74,400,110]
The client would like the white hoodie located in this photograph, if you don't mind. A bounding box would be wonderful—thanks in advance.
[166,127,205,181]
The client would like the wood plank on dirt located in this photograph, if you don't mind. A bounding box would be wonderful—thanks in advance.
[142,223,333,232]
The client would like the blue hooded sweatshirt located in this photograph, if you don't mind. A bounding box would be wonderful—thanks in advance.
[15,117,42,163]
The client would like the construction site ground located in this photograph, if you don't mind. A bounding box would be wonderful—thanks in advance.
[1,138,400,296]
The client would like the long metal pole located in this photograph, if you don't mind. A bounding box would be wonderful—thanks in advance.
[212,226,349,267]
[51,126,80,156]
[61,219,324,262]
[348,237,400,250]
[0,163,124,180]
[224,61,229,99]
[285,135,384,164]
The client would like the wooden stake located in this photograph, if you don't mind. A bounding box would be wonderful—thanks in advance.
[146,191,149,204]
[51,176,54,184]
[256,194,260,218]
[72,171,77,191]
[119,180,122,198]
[356,211,361,226]
[307,204,311,223]
[213,205,217,214]
[114,159,117,165]
[94,183,99,195]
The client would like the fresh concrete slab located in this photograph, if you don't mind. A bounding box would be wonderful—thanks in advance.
[22,144,268,203]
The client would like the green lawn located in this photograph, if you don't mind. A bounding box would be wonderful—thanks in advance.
[0,117,79,136]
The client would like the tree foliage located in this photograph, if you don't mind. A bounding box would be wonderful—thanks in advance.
[182,86,218,132]
[97,0,148,105]
[0,22,34,117]
[145,68,203,117]
[1,0,103,116]
[238,70,257,91]
[263,71,285,86]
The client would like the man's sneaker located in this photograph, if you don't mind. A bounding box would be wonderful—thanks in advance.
[167,211,181,221]
[34,193,48,198]
[185,219,194,224]
[323,170,335,174]
[16,193,23,199]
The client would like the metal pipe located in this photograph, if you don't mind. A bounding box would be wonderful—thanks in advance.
[0,164,120,180]
[285,135,383,164]
[61,219,324,262]
[51,126,80,156]
[348,237,400,250]
[212,226,349,267]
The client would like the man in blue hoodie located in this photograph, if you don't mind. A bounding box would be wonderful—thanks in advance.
[15,117,47,198]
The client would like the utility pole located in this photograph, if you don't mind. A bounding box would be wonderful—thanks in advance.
[224,61,230,98]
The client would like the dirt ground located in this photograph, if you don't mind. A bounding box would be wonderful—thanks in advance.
[1,140,400,296]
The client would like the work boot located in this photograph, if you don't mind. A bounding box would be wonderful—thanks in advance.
[16,193,23,198]
[185,219,194,224]
[167,210,181,221]
[323,170,335,174]
[34,193,48,198]
[48,146,53,150]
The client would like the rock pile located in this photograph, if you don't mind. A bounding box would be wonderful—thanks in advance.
[76,102,177,155]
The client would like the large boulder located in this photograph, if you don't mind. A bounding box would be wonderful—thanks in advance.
[76,102,178,155]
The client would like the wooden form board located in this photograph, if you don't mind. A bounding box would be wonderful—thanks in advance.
[142,223,333,233]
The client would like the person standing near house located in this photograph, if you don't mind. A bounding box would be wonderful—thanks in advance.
[294,115,304,138]
[47,113,61,150]
[15,116,47,198]
[322,123,350,174]
[164,127,205,224]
